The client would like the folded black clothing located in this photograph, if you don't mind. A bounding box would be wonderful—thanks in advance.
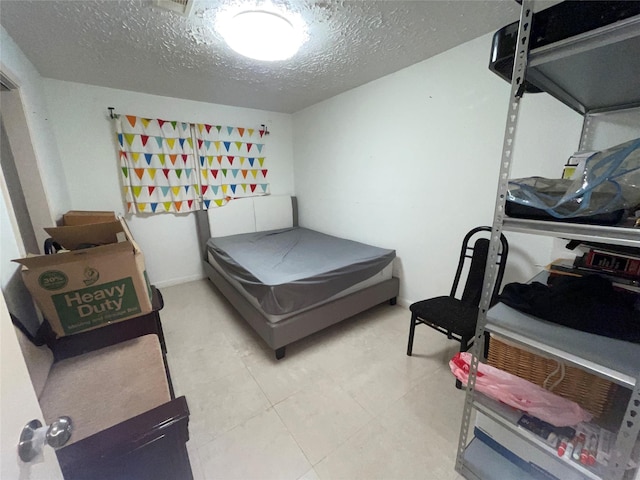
[499,274,640,344]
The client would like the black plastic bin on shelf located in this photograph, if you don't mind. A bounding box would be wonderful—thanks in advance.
[489,1,640,90]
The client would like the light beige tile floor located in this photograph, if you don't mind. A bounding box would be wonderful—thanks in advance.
[161,279,468,480]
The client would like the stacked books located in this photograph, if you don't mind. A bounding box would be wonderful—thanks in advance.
[548,247,640,293]
[582,248,640,277]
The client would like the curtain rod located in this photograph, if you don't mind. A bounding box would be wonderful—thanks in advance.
[107,107,270,134]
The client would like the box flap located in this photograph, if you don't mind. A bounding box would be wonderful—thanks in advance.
[116,217,142,253]
[44,219,130,251]
[63,210,116,226]
[13,242,134,269]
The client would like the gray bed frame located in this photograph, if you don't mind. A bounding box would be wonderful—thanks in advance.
[195,197,400,359]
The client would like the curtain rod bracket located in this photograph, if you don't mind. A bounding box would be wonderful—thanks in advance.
[108,107,117,119]
[261,123,270,135]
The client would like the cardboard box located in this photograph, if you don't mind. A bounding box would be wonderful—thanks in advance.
[14,219,152,337]
[63,210,116,226]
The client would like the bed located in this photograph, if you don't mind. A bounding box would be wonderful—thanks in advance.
[195,195,400,359]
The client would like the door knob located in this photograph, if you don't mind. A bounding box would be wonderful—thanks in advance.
[46,416,73,448]
[18,416,73,462]
[18,419,43,462]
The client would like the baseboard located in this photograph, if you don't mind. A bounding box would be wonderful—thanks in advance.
[153,274,206,289]
[395,296,410,308]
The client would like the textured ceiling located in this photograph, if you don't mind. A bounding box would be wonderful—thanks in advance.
[0,0,521,113]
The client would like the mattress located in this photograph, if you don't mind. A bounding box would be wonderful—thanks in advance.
[206,227,396,317]
[207,254,393,324]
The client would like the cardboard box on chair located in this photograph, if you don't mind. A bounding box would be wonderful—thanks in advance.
[13,219,152,337]
[62,210,117,226]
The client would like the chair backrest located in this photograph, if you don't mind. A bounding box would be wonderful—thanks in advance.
[450,226,509,307]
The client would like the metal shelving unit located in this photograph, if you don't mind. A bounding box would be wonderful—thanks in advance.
[474,395,606,480]
[455,2,640,479]
[488,296,640,388]
[502,218,640,249]
[526,14,640,115]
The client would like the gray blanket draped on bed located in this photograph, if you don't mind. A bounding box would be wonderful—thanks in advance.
[207,227,395,315]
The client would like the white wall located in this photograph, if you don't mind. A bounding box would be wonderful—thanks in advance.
[292,33,583,306]
[0,162,41,334]
[4,24,584,298]
[585,109,640,151]
[42,80,295,287]
[0,26,71,245]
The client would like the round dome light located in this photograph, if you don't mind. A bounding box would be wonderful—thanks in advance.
[217,9,305,61]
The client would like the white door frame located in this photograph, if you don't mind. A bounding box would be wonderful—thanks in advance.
[0,164,63,479]
[0,67,63,478]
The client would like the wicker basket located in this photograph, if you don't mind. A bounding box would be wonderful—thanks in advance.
[486,336,618,419]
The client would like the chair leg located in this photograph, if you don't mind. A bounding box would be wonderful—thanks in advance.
[455,338,471,389]
[407,313,418,356]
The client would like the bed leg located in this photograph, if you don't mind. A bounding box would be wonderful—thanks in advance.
[275,347,286,360]
[389,297,397,306]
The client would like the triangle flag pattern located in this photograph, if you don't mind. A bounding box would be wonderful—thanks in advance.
[193,122,270,209]
[191,125,269,208]
[116,115,268,213]
[115,114,199,213]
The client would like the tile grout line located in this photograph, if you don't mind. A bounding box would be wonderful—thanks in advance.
[160,280,465,479]
[237,348,318,475]
[271,404,316,470]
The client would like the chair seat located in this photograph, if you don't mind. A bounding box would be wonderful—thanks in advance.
[410,296,478,337]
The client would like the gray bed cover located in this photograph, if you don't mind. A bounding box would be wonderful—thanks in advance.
[207,227,395,315]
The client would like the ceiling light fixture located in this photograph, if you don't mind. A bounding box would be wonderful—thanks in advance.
[215,6,307,61]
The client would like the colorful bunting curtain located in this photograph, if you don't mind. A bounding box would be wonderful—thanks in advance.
[116,115,198,213]
[194,123,269,208]
[115,114,269,213]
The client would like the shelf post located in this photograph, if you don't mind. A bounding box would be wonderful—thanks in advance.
[608,373,640,480]
[455,0,535,474]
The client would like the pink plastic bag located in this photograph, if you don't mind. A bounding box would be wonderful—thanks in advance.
[450,352,593,427]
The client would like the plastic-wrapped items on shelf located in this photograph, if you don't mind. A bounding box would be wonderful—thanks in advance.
[506,137,640,225]
[450,352,593,427]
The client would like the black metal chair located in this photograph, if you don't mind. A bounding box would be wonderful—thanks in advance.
[406,226,508,387]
